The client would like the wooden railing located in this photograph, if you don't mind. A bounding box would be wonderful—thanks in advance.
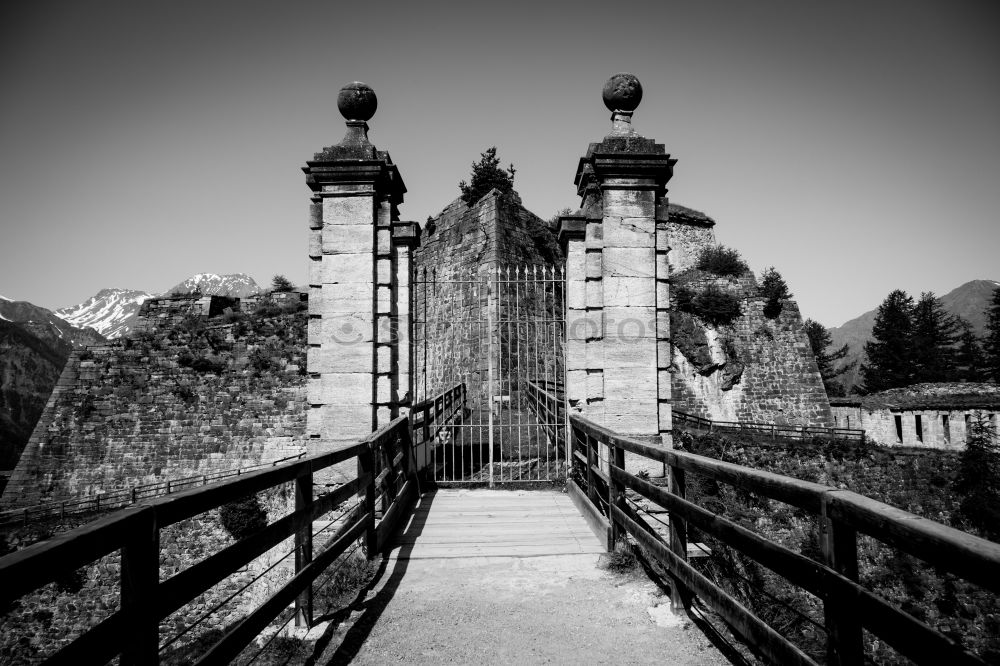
[673,409,866,444]
[0,452,308,528]
[524,379,565,445]
[0,384,466,665]
[567,413,1000,666]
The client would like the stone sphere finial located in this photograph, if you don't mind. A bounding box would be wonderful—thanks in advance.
[337,81,377,122]
[602,73,643,113]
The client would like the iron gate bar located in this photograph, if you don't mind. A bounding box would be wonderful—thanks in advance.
[412,264,567,484]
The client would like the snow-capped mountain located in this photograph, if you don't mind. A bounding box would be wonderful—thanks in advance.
[167,273,262,298]
[0,298,106,348]
[56,288,155,339]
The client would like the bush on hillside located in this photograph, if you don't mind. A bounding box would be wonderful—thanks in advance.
[696,245,749,277]
[218,494,267,541]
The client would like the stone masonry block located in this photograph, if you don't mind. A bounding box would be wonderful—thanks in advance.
[376,286,392,314]
[377,259,391,286]
[322,225,373,255]
[603,217,655,248]
[604,247,655,278]
[308,316,322,341]
[566,248,585,278]
[586,340,605,370]
[377,229,391,255]
[604,306,656,341]
[586,371,604,400]
[656,280,670,307]
[657,370,672,396]
[603,277,655,308]
[658,403,673,432]
[376,375,392,403]
[604,335,655,369]
[603,189,656,219]
[585,251,602,279]
[308,404,373,442]
[567,369,587,402]
[603,400,659,436]
[307,344,372,374]
[309,229,322,258]
[323,195,375,226]
[321,314,374,345]
[567,280,586,310]
[312,373,374,404]
[586,281,604,308]
[567,342,587,371]
[321,253,373,285]
[377,345,392,374]
[585,222,604,244]
[321,283,373,313]
[656,252,669,276]
[567,310,601,341]
[604,369,657,402]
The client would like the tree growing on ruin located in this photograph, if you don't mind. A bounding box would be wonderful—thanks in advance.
[910,292,960,383]
[860,290,914,393]
[459,146,516,206]
[985,286,1000,382]
[803,318,852,396]
[271,274,295,293]
[760,267,791,319]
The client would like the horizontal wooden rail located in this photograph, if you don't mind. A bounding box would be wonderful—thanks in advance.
[0,451,309,527]
[568,413,1000,666]
[0,383,467,665]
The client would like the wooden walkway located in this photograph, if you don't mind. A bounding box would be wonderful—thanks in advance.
[315,489,726,665]
[390,487,606,559]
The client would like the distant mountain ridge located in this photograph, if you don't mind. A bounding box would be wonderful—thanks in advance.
[44,273,263,340]
[827,279,999,392]
[168,273,261,299]
[56,288,155,339]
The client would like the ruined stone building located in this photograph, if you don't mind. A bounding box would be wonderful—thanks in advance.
[831,383,1000,449]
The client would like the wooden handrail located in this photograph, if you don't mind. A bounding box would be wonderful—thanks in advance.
[0,450,310,527]
[672,409,866,443]
[568,413,1000,666]
[0,383,467,665]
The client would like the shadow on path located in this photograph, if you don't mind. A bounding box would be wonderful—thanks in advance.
[307,488,437,665]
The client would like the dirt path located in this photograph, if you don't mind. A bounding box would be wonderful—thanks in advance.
[311,489,728,665]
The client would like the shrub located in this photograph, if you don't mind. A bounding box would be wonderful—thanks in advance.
[696,245,749,277]
[172,385,197,405]
[218,495,267,540]
[249,346,277,374]
[692,286,742,326]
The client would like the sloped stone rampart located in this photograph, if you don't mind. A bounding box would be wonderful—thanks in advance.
[672,295,833,426]
[1,304,309,508]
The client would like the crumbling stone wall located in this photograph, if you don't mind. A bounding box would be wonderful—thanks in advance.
[1,304,309,508]
[666,203,716,273]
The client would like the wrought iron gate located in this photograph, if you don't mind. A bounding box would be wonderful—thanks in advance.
[413,265,567,485]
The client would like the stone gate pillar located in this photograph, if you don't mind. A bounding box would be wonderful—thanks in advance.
[560,74,675,446]
[303,82,407,470]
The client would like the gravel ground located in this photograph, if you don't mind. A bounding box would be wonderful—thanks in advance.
[311,551,729,665]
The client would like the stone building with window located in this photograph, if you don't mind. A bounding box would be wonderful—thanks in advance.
[830,383,1000,449]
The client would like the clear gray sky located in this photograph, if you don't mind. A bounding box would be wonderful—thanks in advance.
[1,1,998,327]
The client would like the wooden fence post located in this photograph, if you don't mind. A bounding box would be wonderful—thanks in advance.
[669,465,690,611]
[609,442,625,546]
[294,470,314,628]
[121,507,159,666]
[821,496,863,666]
[585,434,597,508]
[359,444,377,557]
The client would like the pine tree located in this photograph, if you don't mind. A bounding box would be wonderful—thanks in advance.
[760,267,792,319]
[458,147,516,206]
[954,318,987,382]
[910,292,960,383]
[803,318,852,396]
[985,286,1000,382]
[271,274,295,293]
[956,411,1000,538]
[860,290,914,393]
